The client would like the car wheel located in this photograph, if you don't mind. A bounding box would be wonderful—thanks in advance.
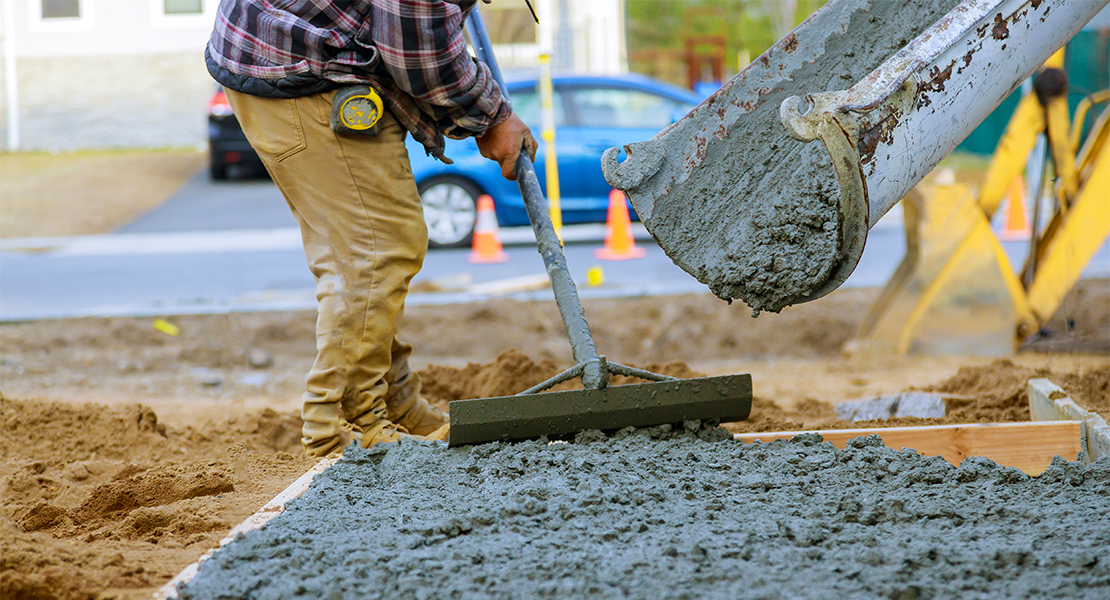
[419,177,482,248]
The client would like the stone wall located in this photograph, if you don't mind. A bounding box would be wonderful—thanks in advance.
[0,52,213,152]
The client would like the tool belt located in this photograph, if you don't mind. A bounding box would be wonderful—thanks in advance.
[330,86,384,136]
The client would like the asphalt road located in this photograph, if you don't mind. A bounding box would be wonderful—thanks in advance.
[119,170,298,233]
[1,170,1107,322]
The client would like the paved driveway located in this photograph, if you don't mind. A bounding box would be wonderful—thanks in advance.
[2,170,1107,321]
[119,171,297,233]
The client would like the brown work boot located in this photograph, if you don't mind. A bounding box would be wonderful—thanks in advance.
[424,424,450,443]
[352,419,420,449]
[386,395,448,436]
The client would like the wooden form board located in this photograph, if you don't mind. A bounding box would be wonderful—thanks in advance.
[1028,378,1109,462]
[154,456,340,600]
[734,421,1082,476]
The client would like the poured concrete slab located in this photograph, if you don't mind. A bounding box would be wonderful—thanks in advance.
[173,429,1110,599]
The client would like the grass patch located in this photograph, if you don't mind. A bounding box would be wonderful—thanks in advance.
[937,151,992,172]
[0,148,205,238]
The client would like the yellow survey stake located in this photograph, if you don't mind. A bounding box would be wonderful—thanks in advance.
[152,318,180,337]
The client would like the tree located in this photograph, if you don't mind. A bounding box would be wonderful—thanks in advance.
[626,0,828,88]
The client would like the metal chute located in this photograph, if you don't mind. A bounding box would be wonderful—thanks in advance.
[601,0,1108,314]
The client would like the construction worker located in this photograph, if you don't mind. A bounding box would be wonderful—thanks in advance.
[206,0,538,457]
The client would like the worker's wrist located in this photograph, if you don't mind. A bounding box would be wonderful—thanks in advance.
[474,102,513,139]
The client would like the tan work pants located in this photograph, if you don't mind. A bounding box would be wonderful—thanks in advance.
[225,89,428,457]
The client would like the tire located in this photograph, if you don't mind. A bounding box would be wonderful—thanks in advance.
[419,176,482,248]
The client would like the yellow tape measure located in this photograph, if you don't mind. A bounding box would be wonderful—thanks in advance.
[330,86,383,135]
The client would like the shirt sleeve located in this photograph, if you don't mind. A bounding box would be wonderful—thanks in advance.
[368,0,511,139]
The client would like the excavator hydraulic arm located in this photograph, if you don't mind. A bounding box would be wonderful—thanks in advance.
[601,0,1107,315]
[847,76,1108,356]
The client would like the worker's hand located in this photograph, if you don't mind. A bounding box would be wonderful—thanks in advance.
[476,113,538,181]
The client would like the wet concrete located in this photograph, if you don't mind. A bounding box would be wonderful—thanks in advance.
[179,425,1110,599]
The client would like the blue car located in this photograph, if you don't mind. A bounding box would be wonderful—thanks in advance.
[409,74,702,247]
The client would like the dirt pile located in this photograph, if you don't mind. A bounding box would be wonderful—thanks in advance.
[924,359,1043,422]
[2,525,124,600]
[420,349,709,409]
[420,349,562,403]
[725,397,840,433]
[1,395,303,464]
[3,282,1105,407]
[178,431,1110,599]
[4,287,885,404]
[1057,366,1110,417]
[925,359,1109,422]
[1,397,170,465]
[724,359,1110,434]
[0,396,314,600]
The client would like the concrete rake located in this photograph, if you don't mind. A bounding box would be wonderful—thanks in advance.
[447,11,752,447]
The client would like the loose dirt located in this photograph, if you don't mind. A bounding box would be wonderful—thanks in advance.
[1,282,1107,599]
[0,396,314,599]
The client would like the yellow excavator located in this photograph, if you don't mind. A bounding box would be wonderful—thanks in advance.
[849,50,1109,356]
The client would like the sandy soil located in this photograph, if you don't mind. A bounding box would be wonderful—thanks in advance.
[2,281,1108,599]
[0,150,205,239]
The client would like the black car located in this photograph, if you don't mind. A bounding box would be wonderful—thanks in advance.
[207,88,265,179]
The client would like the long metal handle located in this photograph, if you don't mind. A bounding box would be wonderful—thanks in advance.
[464,9,606,389]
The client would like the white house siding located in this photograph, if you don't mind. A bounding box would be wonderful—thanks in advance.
[1,51,210,151]
[2,0,216,151]
[0,0,626,152]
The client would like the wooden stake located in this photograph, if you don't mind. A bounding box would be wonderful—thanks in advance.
[734,421,1082,475]
[1028,378,1110,462]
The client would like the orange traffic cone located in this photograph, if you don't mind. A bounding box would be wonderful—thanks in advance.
[469,195,508,264]
[997,175,1031,241]
[595,189,647,260]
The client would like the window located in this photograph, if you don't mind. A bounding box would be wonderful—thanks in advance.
[163,0,202,14]
[152,0,213,27]
[508,88,567,130]
[41,0,80,19]
[31,0,93,31]
[569,88,694,129]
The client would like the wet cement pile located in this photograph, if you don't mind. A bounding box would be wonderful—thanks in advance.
[179,427,1110,599]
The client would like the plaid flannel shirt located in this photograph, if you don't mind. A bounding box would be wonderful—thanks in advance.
[206,0,511,161]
